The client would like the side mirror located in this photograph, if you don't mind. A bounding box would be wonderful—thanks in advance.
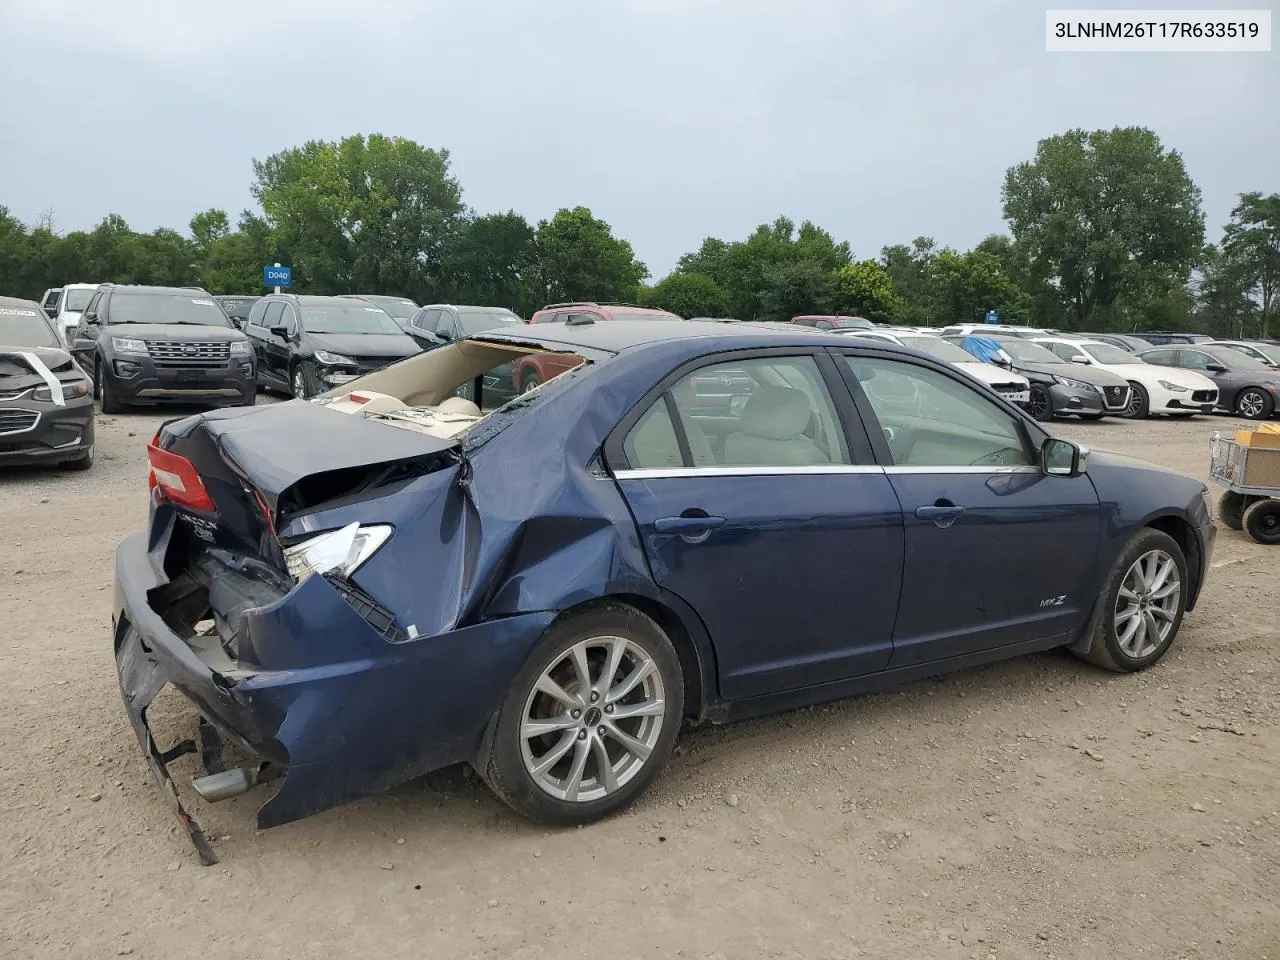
[1070,355,1090,365]
[70,339,95,370]
[435,329,453,341]
[269,325,289,338]
[1041,437,1087,477]
[84,313,100,325]
[1206,363,1227,374]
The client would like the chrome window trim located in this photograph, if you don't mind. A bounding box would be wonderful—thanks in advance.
[612,464,1044,480]
[613,465,886,480]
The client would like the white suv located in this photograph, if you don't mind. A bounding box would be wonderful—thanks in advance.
[42,283,100,345]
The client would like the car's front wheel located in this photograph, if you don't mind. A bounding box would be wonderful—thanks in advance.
[1122,382,1149,419]
[477,603,684,826]
[291,364,312,399]
[1076,529,1187,673]
[1027,384,1053,422]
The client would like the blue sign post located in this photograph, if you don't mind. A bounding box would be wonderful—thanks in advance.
[985,310,999,325]
[264,264,292,292]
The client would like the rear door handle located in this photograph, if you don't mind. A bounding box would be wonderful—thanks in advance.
[915,504,966,528]
[654,516,726,534]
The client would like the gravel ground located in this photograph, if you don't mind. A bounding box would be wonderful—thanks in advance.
[1,403,1278,960]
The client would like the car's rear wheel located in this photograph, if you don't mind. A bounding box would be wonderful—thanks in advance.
[1027,385,1053,422]
[1122,382,1149,419]
[520,372,541,394]
[1076,529,1187,673]
[1219,490,1248,531]
[476,603,683,826]
[1243,498,1280,545]
[1236,388,1273,420]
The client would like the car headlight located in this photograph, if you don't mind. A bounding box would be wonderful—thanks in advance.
[283,522,393,582]
[111,336,147,354]
[313,350,356,366]
[229,340,253,356]
[1053,375,1093,391]
[1157,380,1189,393]
[33,380,91,402]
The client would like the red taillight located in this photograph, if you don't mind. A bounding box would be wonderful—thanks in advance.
[146,440,216,513]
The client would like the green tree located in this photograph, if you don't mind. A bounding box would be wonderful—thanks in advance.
[928,248,1028,324]
[830,259,902,321]
[534,206,647,303]
[1222,192,1280,338]
[1002,127,1205,329]
[252,134,464,297]
[879,236,937,325]
[441,211,539,313]
[1195,243,1258,339]
[645,271,730,318]
[189,209,231,255]
[757,258,837,319]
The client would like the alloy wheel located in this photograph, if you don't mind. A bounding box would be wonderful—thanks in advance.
[1028,387,1050,421]
[1113,549,1181,659]
[1238,390,1266,419]
[1123,388,1144,418]
[520,636,666,803]
[292,368,308,399]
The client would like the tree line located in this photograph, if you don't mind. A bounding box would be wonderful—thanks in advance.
[1,128,1276,337]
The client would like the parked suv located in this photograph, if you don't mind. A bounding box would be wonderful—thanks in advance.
[214,295,261,331]
[1129,331,1213,346]
[71,284,255,413]
[516,302,682,393]
[44,282,101,345]
[245,294,421,398]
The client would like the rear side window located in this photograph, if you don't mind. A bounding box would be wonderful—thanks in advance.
[1141,349,1176,365]
[621,356,850,470]
[247,300,268,328]
[414,308,442,332]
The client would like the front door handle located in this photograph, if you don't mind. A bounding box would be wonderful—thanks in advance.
[915,503,966,528]
[654,515,726,535]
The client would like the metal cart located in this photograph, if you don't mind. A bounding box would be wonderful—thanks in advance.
[1209,432,1280,544]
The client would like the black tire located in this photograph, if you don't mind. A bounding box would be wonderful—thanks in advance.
[1243,498,1280,545]
[1218,490,1247,531]
[475,602,684,827]
[1075,528,1188,673]
[290,363,313,399]
[520,372,541,395]
[1027,384,1053,422]
[98,359,124,414]
[1122,382,1149,419]
[1235,388,1273,420]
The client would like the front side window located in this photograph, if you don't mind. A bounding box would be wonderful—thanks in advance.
[622,355,850,470]
[1178,351,1213,370]
[844,356,1033,468]
[437,311,460,340]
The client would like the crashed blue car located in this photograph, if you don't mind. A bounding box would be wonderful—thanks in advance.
[114,319,1215,862]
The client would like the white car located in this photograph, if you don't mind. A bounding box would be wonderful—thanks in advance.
[44,282,100,345]
[844,329,1032,406]
[939,323,1052,340]
[1032,337,1218,419]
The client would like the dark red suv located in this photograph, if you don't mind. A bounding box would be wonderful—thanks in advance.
[512,302,683,393]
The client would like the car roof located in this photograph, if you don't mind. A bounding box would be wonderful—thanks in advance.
[476,318,863,354]
[275,294,376,306]
[59,282,99,291]
[0,295,47,312]
[216,294,260,301]
[104,284,215,296]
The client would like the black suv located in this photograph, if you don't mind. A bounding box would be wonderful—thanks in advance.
[403,303,524,349]
[1129,331,1214,346]
[71,284,256,413]
[245,294,421,398]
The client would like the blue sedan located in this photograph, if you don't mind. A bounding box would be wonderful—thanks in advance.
[114,320,1215,861]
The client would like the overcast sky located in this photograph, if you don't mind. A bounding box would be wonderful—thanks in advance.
[1,0,1275,277]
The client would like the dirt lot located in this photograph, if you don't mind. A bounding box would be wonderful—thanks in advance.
[2,404,1278,960]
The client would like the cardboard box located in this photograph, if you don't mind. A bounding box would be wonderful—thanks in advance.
[1235,427,1280,448]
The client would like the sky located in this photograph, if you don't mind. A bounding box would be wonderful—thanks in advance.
[1,0,1276,278]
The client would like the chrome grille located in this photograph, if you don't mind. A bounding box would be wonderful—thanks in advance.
[145,340,231,368]
[1102,385,1129,409]
[1192,389,1217,403]
[0,409,39,435]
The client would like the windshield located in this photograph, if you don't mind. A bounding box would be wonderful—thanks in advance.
[1211,349,1270,372]
[458,309,524,335]
[301,302,404,335]
[1082,343,1137,365]
[0,306,61,348]
[996,339,1064,364]
[218,298,258,321]
[899,336,974,363]
[109,293,231,327]
[361,297,418,320]
[62,289,95,312]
